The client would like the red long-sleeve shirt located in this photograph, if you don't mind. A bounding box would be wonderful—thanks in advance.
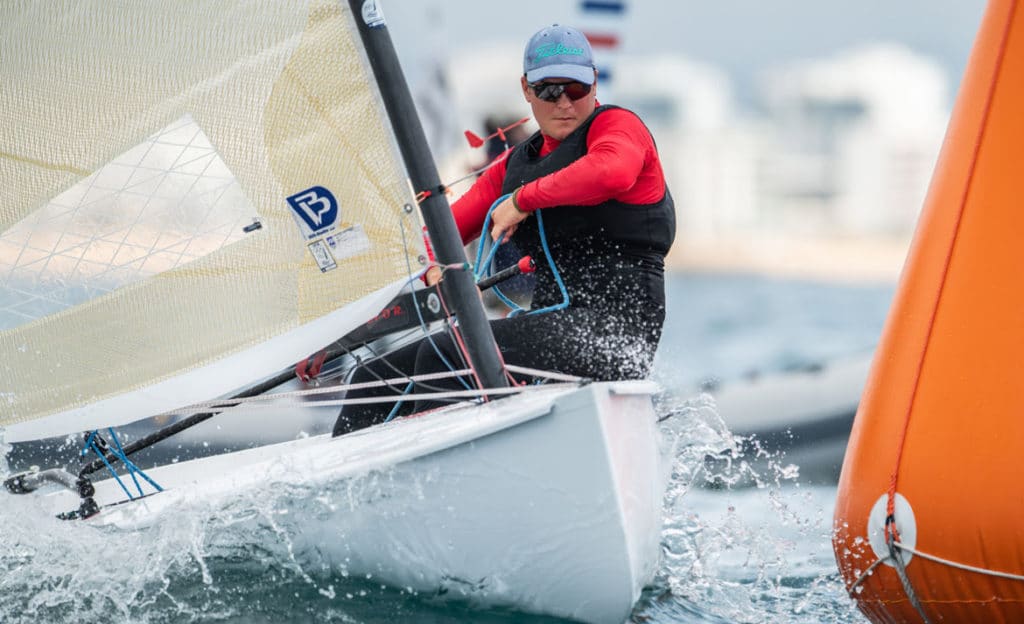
[451,106,667,245]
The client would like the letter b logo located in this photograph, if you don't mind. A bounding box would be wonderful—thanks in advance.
[287,186,338,234]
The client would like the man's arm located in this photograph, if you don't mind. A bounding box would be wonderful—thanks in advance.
[425,153,510,284]
[515,109,656,211]
[450,154,509,244]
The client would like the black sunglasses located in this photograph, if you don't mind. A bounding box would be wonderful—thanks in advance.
[528,80,592,102]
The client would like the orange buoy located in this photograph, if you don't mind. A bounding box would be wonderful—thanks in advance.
[833,0,1024,622]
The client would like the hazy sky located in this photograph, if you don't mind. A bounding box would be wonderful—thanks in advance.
[384,1,987,102]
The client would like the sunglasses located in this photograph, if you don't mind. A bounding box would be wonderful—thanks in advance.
[528,80,592,102]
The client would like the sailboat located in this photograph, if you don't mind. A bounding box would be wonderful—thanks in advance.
[0,2,666,622]
[833,0,1024,621]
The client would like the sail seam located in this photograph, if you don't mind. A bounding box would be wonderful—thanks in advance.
[877,3,1020,616]
[887,0,1018,509]
[0,152,89,177]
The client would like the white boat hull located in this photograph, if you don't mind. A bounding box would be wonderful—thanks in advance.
[37,381,664,624]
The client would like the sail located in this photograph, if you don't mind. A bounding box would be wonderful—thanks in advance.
[0,1,424,441]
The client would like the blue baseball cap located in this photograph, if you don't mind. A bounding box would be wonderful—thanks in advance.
[523,24,595,85]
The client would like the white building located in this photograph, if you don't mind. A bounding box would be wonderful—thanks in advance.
[612,55,762,243]
[758,44,950,236]
[434,42,951,279]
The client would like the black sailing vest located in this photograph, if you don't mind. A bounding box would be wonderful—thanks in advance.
[500,105,676,312]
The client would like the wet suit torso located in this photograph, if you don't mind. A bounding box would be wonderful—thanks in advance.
[489,104,675,379]
[333,105,675,436]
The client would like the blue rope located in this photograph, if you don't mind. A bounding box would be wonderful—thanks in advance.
[475,194,570,316]
[473,195,507,278]
[384,381,415,422]
[529,208,571,315]
[80,429,163,501]
[83,434,134,500]
[475,237,504,281]
[473,211,526,314]
[107,428,163,495]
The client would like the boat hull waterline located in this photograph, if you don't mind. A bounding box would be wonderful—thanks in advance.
[30,381,664,624]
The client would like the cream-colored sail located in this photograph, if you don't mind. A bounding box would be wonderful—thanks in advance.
[0,1,423,440]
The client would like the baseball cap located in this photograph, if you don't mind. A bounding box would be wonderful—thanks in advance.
[523,24,595,85]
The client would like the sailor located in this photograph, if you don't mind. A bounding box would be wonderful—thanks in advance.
[333,24,674,436]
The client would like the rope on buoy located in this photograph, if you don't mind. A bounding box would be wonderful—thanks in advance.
[848,538,1024,618]
[888,535,932,624]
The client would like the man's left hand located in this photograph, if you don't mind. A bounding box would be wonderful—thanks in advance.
[490,193,530,243]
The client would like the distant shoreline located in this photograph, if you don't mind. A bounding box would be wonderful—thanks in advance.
[666,234,911,284]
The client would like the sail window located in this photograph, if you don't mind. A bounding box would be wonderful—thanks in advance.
[0,114,259,330]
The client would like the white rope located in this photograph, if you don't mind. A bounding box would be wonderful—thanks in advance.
[203,369,473,407]
[897,542,1024,582]
[847,539,1024,597]
[164,382,580,418]
[505,364,586,383]
[172,365,584,415]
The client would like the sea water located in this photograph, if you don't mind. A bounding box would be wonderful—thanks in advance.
[0,272,894,623]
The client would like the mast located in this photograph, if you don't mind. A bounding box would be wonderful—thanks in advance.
[347,0,508,391]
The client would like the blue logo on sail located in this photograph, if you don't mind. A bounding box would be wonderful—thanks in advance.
[287,186,338,236]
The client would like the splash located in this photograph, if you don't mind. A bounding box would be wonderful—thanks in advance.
[0,392,862,624]
[0,458,577,624]
[0,462,378,623]
[642,391,861,623]
[0,426,9,479]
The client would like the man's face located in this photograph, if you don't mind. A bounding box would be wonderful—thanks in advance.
[521,74,597,141]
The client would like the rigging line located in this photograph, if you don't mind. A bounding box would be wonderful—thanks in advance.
[440,149,512,191]
[316,323,442,384]
[334,339,461,399]
[84,435,136,501]
[239,369,476,401]
[187,368,477,410]
[433,280,488,395]
[234,385,574,407]
[105,427,163,496]
[165,384,580,416]
[885,0,1019,523]
[334,343,429,398]
[106,427,143,495]
[398,214,474,390]
[384,381,416,422]
[504,364,586,383]
[79,430,163,498]
[426,130,525,200]
[360,341,463,395]
[406,194,520,389]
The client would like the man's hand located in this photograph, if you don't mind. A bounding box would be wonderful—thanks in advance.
[490,192,530,243]
[424,265,442,286]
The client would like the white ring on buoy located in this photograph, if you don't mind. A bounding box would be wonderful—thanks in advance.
[868,492,917,566]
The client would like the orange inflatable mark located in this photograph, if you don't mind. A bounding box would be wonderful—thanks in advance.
[832,0,1024,622]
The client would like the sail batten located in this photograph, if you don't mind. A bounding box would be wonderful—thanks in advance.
[1,1,424,437]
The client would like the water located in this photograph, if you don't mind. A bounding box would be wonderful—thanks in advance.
[655,272,893,390]
[0,272,895,624]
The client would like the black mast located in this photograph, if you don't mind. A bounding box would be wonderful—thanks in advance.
[348,0,508,391]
